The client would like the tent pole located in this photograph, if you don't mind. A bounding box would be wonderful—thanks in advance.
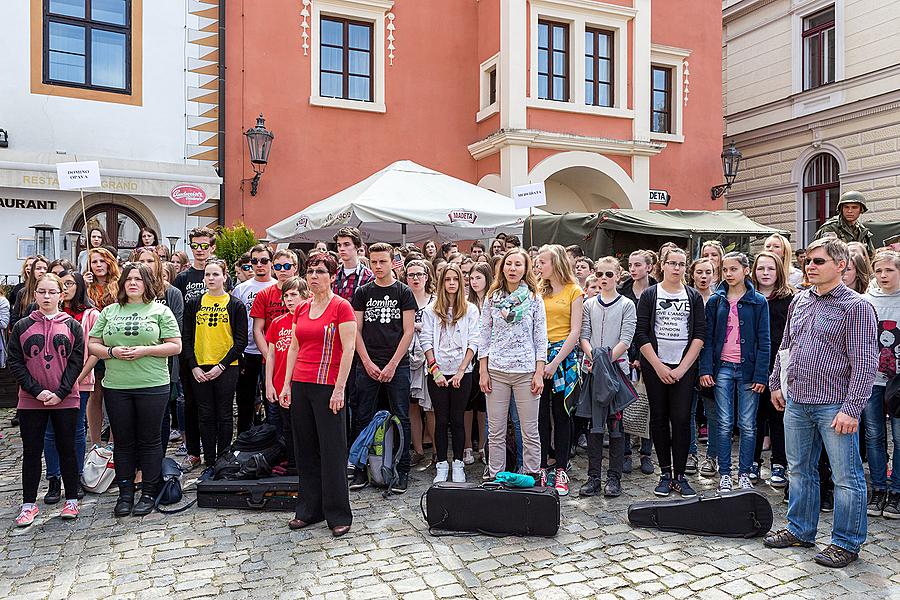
[402,223,407,246]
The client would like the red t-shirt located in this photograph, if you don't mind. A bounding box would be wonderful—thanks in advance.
[291,296,355,386]
[250,283,287,336]
[265,312,295,394]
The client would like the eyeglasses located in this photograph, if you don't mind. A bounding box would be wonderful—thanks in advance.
[250,257,270,265]
[240,264,252,271]
[63,281,76,288]
[809,257,832,266]
[36,289,61,296]
[664,261,687,268]
[306,269,330,276]
[407,272,426,278]
[273,263,294,271]
[597,271,616,279]
[190,242,211,250]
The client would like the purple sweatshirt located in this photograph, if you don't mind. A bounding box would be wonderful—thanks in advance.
[8,310,84,410]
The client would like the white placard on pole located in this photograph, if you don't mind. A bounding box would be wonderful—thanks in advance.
[512,182,547,210]
[56,161,101,190]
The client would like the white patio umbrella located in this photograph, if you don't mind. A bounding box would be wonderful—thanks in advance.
[266,160,545,244]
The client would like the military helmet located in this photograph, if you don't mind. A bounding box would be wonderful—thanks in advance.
[837,190,868,213]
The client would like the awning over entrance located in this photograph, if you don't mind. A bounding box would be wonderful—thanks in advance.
[0,151,221,200]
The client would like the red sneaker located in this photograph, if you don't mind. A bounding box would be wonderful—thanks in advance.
[554,468,570,496]
[61,500,79,520]
[15,505,39,527]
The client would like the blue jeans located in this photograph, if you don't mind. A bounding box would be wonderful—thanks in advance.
[714,362,759,475]
[862,385,900,492]
[355,364,411,474]
[45,391,89,477]
[785,399,867,553]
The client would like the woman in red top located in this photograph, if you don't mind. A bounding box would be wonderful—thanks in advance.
[280,252,356,537]
[265,276,310,470]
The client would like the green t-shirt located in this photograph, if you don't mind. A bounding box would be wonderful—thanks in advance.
[90,302,181,390]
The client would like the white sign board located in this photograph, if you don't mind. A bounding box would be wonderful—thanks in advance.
[512,182,547,209]
[649,189,670,205]
[56,161,101,190]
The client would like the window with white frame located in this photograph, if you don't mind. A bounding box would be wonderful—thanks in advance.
[477,53,499,122]
[309,0,392,113]
[649,45,688,142]
[527,0,633,117]
[802,6,835,91]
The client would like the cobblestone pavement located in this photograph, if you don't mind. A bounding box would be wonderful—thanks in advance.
[1,408,899,600]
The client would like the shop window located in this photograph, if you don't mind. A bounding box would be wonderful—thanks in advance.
[538,20,569,102]
[801,153,840,245]
[320,16,373,103]
[802,6,835,91]
[650,65,672,134]
[584,28,613,107]
[43,0,131,93]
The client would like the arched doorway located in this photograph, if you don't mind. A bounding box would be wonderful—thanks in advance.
[801,153,840,245]
[529,151,635,213]
[74,203,148,261]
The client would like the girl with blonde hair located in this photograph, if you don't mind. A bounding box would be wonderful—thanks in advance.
[764,234,803,288]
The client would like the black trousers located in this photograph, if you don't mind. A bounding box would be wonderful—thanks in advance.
[754,388,786,466]
[427,373,472,463]
[291,381,352,528]
[180,362,202,457]
[279,405,295,470]
[587,431,626,479]
[236,353,263,434]
[539,386,573,470]
[105,385,169,495]
[193,365,240,467]
[20,408,79,503]
[641,360,697,477]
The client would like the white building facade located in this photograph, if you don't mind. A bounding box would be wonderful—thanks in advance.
[723,0,900,246]
[0,0,223,277]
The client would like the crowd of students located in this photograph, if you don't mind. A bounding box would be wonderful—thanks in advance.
[3,218,897,566]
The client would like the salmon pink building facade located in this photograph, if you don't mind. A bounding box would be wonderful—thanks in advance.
[224,0,724,237]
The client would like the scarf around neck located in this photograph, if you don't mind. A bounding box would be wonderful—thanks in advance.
[494,283,532,323]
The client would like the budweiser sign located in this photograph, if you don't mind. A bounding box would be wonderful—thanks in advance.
[169,184,207,207]
[448,209,477,224]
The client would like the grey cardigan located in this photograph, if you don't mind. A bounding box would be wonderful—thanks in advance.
[580,294,636,374]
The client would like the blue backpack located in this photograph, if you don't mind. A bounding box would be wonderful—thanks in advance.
[349,410,405,493]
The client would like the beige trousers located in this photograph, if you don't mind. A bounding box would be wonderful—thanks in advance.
[486,369,541,476]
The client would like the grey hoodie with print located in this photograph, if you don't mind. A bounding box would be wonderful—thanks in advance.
[864,287,900,386]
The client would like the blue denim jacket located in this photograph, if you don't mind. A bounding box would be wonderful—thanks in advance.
[699,280,771,385]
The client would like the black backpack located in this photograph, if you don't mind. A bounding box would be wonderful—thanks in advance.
[212,424,285,480]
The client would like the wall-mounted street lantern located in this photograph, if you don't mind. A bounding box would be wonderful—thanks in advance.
[710,141,743,200]
[244,114,274,196]
[0,129,8,148]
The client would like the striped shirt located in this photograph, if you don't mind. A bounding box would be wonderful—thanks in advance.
[770,283,878,419]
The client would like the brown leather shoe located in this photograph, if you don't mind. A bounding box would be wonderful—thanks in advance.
[288,519,311,530]
[331,525,350,537]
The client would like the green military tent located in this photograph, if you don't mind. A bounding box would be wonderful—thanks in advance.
[523,209,789,259]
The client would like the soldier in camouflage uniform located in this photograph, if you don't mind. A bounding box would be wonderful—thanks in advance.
[814,190,876,255]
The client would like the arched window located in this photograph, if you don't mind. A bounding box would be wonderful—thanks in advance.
[801,153,840,245]
[74,202,147,261]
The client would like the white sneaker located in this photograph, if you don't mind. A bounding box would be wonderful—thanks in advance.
[451,460,466,483]
[433,461,450,483]
[718,474,733,492]
[463,448,475,465]
[738,473,753,489]
[168,430,182,443]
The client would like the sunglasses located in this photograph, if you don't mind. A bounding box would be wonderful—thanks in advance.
[809,257,832,266]
[597,271,616,279]
[190,242,211,250]
[250,257,270,265]
[273,263,294,271]
[240,264,252,271]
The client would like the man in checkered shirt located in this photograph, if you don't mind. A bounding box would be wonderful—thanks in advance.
[764,237,878,569]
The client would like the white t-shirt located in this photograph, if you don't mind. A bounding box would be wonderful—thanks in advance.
[654,285,690,365]
[232,278,274,354]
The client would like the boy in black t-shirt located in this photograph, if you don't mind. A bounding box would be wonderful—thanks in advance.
[350,242,416,493]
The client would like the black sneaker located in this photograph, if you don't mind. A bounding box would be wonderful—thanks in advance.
[883,492,900,519]
[640,456,654,475]
[654,473,672,497]
[44,477,62,505]
[821,489,834,512]
[349,469,369,491]
[76,482,85,500]
[672,475,697,498]
[814,544,858,568]
[391,472,409,494]
[604,475,622,497]
[622,456,633,474]
[579,476,603,497]
[867,489,887,517]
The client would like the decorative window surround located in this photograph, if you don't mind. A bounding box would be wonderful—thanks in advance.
[650,44,690,143]
[309,0,393,113]
[527,0,634,119]
[791,0,843,96]
[477,53,500,122]
[467,129,665,161]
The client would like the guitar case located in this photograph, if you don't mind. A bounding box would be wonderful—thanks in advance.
[628,489,773,538]
[197,475,298,511]
[422,482,560,537]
